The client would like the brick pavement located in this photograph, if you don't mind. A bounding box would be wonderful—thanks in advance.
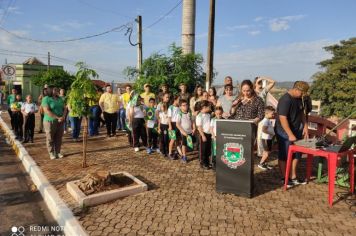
[0,131,62,236]
[1,112,356,236]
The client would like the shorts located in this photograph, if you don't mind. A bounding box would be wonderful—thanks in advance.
[262,139,272,152]
[171,122,181,140]
[275,127,302,161]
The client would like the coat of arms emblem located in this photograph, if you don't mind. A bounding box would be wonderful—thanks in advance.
[221,143,245,169]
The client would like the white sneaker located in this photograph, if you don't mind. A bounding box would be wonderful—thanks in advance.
[57,153,64,159]
[134,147,140,152]
[49,152,56,160]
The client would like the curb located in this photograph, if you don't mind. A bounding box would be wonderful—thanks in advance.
[0,116,88,236]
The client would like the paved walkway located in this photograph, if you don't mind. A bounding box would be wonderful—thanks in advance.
[1,112,355,235]
[0,131,63,236]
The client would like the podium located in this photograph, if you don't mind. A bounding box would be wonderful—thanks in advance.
[216,120,255,198]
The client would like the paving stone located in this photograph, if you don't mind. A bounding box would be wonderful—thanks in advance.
[1,113,355,236]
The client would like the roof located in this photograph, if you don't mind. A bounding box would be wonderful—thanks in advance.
[22,57,45,65]
[92,79,107,88]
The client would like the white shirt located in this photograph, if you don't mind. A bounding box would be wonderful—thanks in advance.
[159,111,169,125]
[168,105,180,122]
[21,102,38,114]
[260,117,275,140]
[176,111,193,134]
[196,112,211,134]
[133,105,145,119]
[210,117,217,136]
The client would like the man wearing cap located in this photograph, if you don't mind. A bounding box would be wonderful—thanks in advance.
[275,81,309,187]
[140,83,155,107]
[99,84,120,137]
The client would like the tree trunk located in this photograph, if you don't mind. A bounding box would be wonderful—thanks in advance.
[82,116,88,168]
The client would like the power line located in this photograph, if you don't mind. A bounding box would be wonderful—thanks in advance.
[0,22,133,43]
[0,49,127,81]
[0,0,16,26]
[144,0,182,30]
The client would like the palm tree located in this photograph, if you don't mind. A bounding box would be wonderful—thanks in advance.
[68,62,98,167]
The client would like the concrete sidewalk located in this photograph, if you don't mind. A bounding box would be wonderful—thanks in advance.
[0,131,63,236]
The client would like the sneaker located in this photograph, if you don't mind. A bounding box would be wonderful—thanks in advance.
[181,156,188,163]
[290,178,307,185]
[265,163,273,170]
[258,163,268,170]
[177,146,183,157]
[49,152,57,160]
[155,148,161,154]
[146,148,152,154]
[134,147,140,152]
[287,179,295,188]
[57,153,64,159]
[169,154,175,160]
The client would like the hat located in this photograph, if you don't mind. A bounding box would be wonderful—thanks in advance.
[293,81,309,95]
[144,83,151,88]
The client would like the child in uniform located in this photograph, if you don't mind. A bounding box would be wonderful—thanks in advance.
[176,99,195,163]
[210,106,223,170]
[11,94,24,141]
[130,95,148,152]
[146,97,158,154]
[21,95,38,143]
[158,102,170,158]
[168,95,181,159]
[196,100,212,169]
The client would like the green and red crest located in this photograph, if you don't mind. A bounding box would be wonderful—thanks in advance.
[221,143,245,169]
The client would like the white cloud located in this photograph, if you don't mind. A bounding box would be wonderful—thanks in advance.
[254,16,263,22]
[44,21,92,32]
[214,39,333,84]
[248,30,260,36]
[268,15,305,32]
[227,24,250,31]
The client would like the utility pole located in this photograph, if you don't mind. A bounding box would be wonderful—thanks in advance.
[47,52,50,71]
[205,0,215,89]
[136,15,143,71]
[182,0,196,54]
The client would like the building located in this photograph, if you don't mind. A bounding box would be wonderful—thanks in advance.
[2,57,63,101]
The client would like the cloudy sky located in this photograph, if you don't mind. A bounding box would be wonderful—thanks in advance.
[0,0,355,84]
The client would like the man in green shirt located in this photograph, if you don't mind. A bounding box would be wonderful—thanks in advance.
[7,88,17,130]
[42,86,67,160]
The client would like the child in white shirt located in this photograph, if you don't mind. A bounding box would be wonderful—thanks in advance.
[258,106,276,170]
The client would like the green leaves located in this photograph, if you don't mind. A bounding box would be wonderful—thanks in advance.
[32,69,75,90]
[310,37,356,118]
[67,62,98,117]
[124,43,209,94]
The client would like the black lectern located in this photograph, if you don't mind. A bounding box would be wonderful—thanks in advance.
[216,120,255,198]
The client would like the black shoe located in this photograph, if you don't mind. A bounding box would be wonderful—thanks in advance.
[203,165,211,170]
[30,139,34,143]
[22,139,29,143]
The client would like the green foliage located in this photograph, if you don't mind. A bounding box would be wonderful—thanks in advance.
[67,62,98,117]
[32,69,75,90]
[124,43,209,94]
[310,38,356,118]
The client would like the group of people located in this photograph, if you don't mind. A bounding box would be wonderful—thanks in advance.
[4,75,311,187]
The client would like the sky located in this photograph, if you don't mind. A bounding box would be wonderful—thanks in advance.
[0,0,355,84]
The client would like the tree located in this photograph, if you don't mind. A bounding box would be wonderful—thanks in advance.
[32,69,75,90]
[310,38,356,118]
[124,43,209,94]
[67,62,98,168]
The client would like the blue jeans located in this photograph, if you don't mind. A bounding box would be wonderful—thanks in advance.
[69,116,82,139]
[89,105,100,136]
[275,126,303,161]
[117,108,126,130]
